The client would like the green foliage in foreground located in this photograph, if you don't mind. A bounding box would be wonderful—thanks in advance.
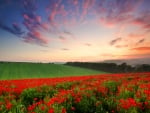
[0,62,106,80]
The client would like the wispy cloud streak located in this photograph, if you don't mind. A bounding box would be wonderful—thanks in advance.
[136,38,145,45]
[131,47,150,51]
[110,38,122,46]
[0,22,24,36]
[84,43,92,46]
[61,48,69,51]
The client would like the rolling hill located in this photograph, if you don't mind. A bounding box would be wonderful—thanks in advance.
[0,62,106,80]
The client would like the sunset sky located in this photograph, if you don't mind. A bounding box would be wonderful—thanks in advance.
[0,0,150,62]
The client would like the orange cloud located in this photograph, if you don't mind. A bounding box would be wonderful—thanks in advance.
[120,53,150,59]
[131,47,150,51]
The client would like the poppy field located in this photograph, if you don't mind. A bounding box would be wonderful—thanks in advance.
[0,73,150,113]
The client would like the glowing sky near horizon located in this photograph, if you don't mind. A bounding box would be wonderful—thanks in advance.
[0,0,150,62]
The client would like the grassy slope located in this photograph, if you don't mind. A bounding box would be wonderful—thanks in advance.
[0,62,106,80]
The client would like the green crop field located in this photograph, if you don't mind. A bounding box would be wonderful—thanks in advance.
[0,62,106,80]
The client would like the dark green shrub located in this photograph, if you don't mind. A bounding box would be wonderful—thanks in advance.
[20,88,44,106]
[55,81,78,90]
[103,81,119,95]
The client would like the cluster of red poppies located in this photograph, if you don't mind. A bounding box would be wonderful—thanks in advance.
[0,73,150,113]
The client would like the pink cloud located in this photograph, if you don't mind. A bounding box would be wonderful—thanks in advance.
[47,2,69,29]
[24,31,49,45]
[96,0,143,27]
[59,4,67,16]
[47,2,65,27]
[99,18,115,28]
[22,13,50,45]
[23,14,29,20]
[144,24,150,29]
[48,11,57,26]
[131,11,150,29]
[4,0,148,48]
[132,18,144,25]
[99,14,133,28]
[43,0,146,30]
[23,13,35,24]
[81,0,95,19]
[73,0,78,6]
[35,16,41,23]
[33,31,48,43]
[41,22,49,30]
[23,13,39,30]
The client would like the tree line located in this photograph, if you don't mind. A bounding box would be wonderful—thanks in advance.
[65,62,150,73]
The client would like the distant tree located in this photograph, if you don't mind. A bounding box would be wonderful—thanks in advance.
[65,62,150,73]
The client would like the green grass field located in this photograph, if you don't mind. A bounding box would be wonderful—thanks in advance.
[0,62,106,80]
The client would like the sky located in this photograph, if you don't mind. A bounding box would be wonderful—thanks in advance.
[0,0,150,62]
